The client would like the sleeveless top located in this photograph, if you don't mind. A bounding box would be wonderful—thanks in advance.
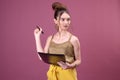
[48,35,75,63]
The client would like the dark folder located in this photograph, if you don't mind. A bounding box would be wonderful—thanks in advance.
[38,52,65,65]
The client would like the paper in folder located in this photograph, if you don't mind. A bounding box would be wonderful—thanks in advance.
[38,52,65,65]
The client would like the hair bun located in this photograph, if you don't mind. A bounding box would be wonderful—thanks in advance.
[52,2,67,11]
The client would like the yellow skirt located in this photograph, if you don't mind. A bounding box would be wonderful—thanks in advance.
[47,65,77,80]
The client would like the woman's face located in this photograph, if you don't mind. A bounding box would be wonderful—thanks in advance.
[56,12,71,31]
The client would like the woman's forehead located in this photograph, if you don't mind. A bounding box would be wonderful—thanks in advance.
[60,13,70,18]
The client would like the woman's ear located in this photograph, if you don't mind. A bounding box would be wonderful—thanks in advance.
[54,19,58,24]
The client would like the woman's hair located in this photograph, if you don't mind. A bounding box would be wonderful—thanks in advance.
[52,2,69,20]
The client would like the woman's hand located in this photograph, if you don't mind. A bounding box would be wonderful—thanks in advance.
[57,61,76,69]
[34,26,43,37]
[57,61,68,69]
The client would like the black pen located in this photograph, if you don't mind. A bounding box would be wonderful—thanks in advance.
[36,25,44,34]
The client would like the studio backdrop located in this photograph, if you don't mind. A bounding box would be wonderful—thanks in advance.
[0,0,120,80]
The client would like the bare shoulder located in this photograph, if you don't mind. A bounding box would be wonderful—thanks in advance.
[70,35,80,45]
[71,35,80,42]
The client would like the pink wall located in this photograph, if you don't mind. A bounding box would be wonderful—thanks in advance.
[0,0,120,80]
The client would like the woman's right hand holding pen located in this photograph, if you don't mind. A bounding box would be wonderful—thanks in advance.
[34,26,44,60]
[34,26,43,38]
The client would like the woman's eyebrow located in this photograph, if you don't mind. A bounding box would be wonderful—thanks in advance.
[61,17,70,19]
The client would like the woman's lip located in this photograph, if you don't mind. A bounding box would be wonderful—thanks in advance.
[64,25,68,27]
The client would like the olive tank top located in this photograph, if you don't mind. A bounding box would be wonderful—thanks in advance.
[48,35,75,63]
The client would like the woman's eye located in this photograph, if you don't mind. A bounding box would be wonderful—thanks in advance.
[60,18,70,22]
[62,18,65,21]
[67,18,70,21]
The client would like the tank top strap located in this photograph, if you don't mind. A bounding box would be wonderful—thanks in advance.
[68,34,72,41]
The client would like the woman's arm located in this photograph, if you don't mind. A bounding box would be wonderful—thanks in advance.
[34,28,44,52]
[34,28,52,60]
[44,36,52,53]
[69,36,81,67]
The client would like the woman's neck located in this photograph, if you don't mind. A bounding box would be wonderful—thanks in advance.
[57,30,69,38]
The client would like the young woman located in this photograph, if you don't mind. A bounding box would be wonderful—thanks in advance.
[34,2,81,80]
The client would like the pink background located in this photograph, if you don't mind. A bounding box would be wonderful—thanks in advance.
[0,0,120,80]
